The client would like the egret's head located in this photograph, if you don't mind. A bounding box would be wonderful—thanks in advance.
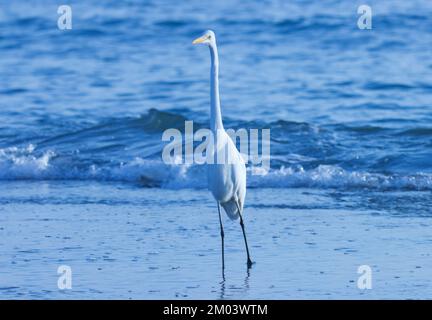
[192,30,216,46]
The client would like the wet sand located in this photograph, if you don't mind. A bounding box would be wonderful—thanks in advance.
[0,181,431,299]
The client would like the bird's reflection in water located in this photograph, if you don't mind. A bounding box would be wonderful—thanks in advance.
[219,277,226,299]
[219,267,252,299]
[244,268,251,290]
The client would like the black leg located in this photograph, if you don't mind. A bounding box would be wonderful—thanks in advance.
[217,202,225,273]
[236,201,253,268]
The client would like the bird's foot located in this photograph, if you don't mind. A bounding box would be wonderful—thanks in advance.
[247,259,254,269]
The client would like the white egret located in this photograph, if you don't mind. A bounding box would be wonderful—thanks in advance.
[193,30,253,269]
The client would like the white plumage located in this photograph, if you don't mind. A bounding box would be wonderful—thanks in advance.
[193,30,253,270]
[207,129,246,220]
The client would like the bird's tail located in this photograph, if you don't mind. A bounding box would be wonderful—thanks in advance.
[220,198,241,220]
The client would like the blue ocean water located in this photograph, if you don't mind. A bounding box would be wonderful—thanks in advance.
[1,0,431,194]
[1,0,432,299]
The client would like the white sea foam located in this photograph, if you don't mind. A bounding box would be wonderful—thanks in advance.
[0,145,431,191]
[0,145,55,180]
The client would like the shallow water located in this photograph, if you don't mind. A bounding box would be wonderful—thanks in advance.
[0,0,432,299]
[1,182,432,299]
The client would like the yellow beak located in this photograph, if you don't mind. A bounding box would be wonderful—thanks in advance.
[192,35,207,45]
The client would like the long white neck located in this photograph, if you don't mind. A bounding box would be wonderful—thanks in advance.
[209,43,223,132]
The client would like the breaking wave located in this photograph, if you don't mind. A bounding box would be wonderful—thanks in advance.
[1,144,431,191]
